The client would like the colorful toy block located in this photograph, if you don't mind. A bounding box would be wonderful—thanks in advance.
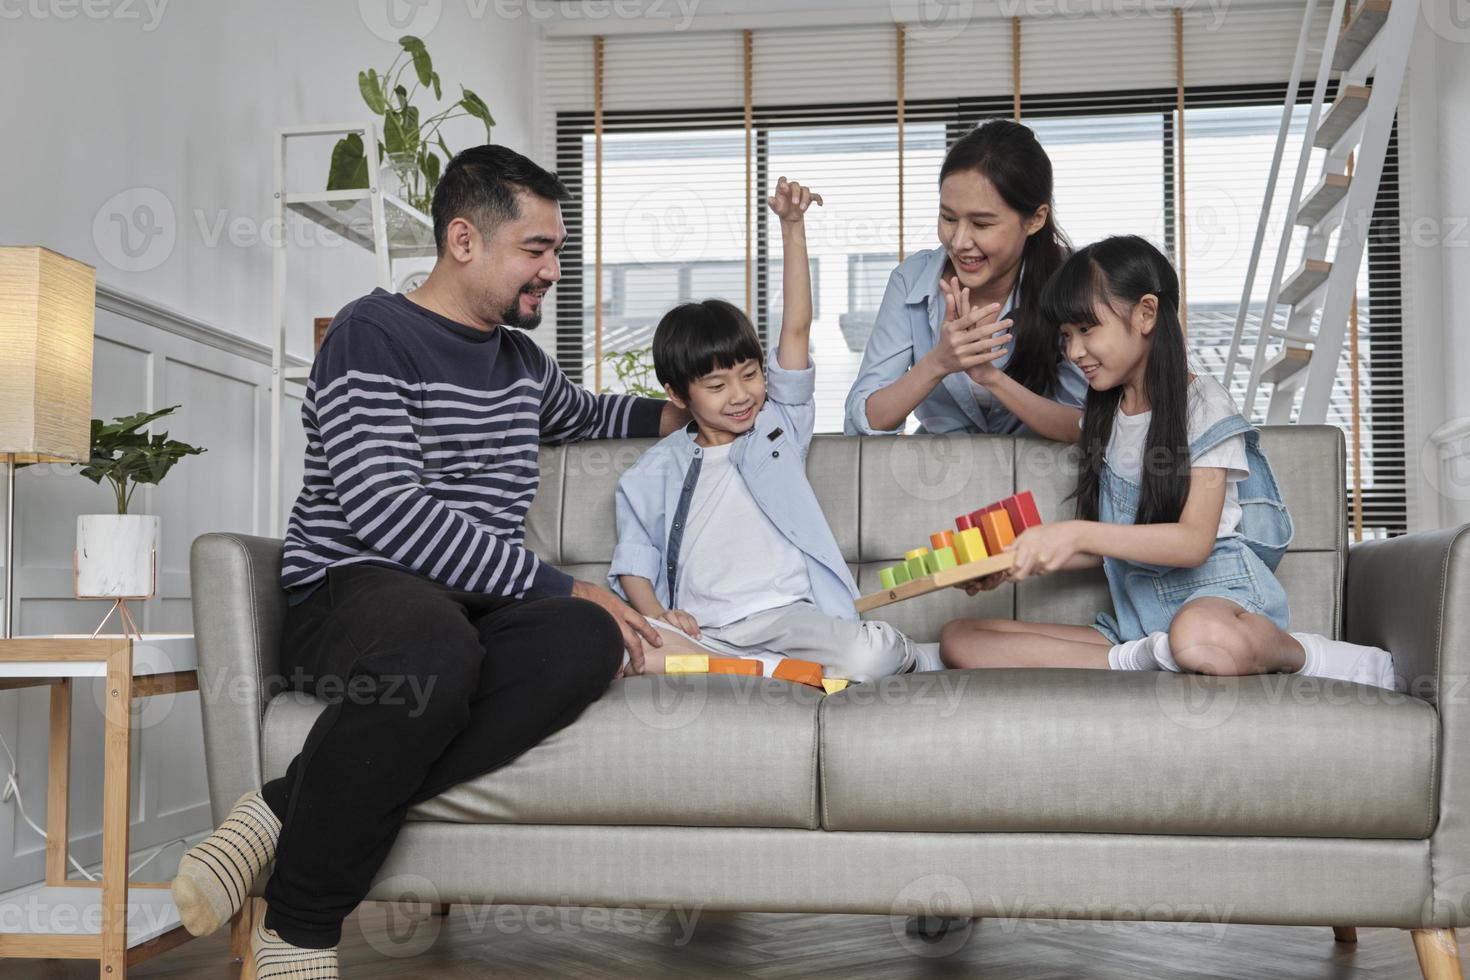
[933,546,958,570]
[954,526,987,564]
[904,547,929,561]
[921,551,940,575]
[821,678,850,695]
[709,657,762,676]
[890,563,912,585]
[665,653,710,673]
[773,658,824,689]
[904,552,929,580]
[955,513,975,531]
[978,508,1016,556]
[879,566,899,589]
[1003,490,1043,533]
[929,530,955,552]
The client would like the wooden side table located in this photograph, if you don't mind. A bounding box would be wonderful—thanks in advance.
[0,634,201,977]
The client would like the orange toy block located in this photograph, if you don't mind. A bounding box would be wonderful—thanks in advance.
[709,657,762,677]
[1002,490,1044,532]
[977,508,1016,556]
[928,530,955,552]
[772,658,824,689]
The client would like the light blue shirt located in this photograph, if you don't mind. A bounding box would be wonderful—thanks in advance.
[843,246,1089,435]
[609,353,861,622]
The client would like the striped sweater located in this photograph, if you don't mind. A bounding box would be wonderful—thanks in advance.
[281,288,663,603]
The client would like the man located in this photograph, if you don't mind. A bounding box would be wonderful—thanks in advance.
[171,145,685,977]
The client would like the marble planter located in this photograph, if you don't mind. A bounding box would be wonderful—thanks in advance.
[75,515,159,598]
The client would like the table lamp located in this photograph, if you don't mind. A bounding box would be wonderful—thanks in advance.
[0,246,96,639]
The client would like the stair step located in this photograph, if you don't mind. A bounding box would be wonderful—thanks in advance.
[1261,346,1314,384]
[1278,259,1333,307]
[1297,172,1351,226]
[1314,85,1372,148]
[1333,0,1391,72]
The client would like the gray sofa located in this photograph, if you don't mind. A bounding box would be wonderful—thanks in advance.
[190,428,1470,977]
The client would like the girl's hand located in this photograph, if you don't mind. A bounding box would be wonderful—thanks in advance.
[767,176,823,225]
[661,608,702,640]
[955,570,1010,596]
[1005,522,1086,581]
[926,276,1012,379]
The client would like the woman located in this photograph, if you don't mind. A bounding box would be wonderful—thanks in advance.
[843,119,1087,441]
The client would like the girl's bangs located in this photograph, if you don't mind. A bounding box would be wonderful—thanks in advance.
[1039,252,1109,330]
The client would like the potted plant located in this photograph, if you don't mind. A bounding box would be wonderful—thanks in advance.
[73,406,205,598]
[326,35,495,216]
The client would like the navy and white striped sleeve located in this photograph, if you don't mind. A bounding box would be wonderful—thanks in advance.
[534,346,665,443]
[312,323,573,599]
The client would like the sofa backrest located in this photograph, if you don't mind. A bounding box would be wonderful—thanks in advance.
[526,427,1347,643]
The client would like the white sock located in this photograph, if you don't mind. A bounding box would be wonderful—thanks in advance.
[1148,631,1183,672]
[1107,632,1174,671]
[1291,632,1398,691]
[912,641,945,673]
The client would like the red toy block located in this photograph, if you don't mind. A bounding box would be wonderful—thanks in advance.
[1002,490,1043,532]
[955,513,974,531]
[709,657,762,677]
[773,658,824,689]
[978,508,1016,556]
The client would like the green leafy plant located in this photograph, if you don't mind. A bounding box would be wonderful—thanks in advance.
[327,35,495,214]
[79,406,206,515]
[606,348,666,399]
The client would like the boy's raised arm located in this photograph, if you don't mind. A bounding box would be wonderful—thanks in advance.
[768,176,822,371]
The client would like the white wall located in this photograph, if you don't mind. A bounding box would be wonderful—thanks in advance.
[0,0,540,895]
[0,0,539,358]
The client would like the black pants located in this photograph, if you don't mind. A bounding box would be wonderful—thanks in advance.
[258,562,623,948]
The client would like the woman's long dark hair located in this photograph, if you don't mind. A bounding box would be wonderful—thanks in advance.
[940,119,1071,396]
[1041,235,1191,526]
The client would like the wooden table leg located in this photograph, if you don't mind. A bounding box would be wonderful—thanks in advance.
[100,643,134,977]
[230,898,255,962]
[47,678,71,886]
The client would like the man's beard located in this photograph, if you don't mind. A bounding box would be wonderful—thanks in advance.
[500,279,550,330]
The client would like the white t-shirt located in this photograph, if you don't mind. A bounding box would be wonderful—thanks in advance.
[675,442,813,628]
[1104,375,1249,537]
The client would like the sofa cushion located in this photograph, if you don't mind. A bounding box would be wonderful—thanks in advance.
[262,673,823,830]
[819,669,1437,838]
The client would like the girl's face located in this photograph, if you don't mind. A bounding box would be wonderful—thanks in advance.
[1059,294,1158,394]
[937,170,1048,293]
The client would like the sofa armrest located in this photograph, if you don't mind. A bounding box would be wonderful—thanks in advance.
[189,532,288,826]
[1345,523,1470,924]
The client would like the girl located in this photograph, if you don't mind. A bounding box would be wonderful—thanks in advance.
[844,118,1087,442]
[940,235,1395,688]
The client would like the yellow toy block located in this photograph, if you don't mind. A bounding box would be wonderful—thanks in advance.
[664,653,710,673]
[954,526,987,565]
[904,547,929,561]
[821,678,850,695]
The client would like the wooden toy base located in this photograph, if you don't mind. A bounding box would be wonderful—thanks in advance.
[855,552,1015,613]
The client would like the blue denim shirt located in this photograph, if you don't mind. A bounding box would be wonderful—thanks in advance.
[843,246,1089,436]
[610,353,861,622]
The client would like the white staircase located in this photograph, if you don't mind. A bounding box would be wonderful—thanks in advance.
[1224,0,1416,424]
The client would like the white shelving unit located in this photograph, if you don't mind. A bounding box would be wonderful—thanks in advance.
[269,122,436,534]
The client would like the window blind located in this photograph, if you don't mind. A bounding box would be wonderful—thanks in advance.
[539,0,1407,536]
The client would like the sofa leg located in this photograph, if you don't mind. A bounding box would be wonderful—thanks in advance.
[1411,927,1463,980]
[1333,927,1358,943]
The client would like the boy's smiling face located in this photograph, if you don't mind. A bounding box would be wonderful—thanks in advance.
[665,358,766,447]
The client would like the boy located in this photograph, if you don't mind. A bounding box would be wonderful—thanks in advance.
[610,178,940,682]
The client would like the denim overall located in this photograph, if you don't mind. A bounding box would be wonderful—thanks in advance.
[1093,414,1295,644]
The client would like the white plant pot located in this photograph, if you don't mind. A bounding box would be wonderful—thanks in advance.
[75,515,159,598]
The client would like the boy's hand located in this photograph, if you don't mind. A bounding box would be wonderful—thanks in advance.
[572,580,662,674]
[956,570,1010,596]
[660,608,702,639]
[767,176,823,225]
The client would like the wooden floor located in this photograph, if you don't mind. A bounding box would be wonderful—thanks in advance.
[7,905,1465,979]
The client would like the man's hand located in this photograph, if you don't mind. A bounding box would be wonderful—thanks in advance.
[924,276,1012,380]
[660,608,701,639]
[571,580,662,674]
[767,176,823,224]
[955,570,1010,596]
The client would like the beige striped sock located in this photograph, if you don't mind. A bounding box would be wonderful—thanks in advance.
[172,790,282,937]
[251,915,339,979]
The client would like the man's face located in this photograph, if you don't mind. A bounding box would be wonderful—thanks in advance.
[472,191,566,330]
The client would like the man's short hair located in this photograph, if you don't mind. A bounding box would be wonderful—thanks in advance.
[652,299,765,401]
[431,145,572,254]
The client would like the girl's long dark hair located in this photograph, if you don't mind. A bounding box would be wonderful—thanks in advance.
[940,119,1071,396]
[1041,235,1190,526]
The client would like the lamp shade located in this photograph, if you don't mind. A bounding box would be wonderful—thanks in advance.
[0,247,95,463]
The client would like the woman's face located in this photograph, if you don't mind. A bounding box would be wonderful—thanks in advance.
[937,170,1047,294]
